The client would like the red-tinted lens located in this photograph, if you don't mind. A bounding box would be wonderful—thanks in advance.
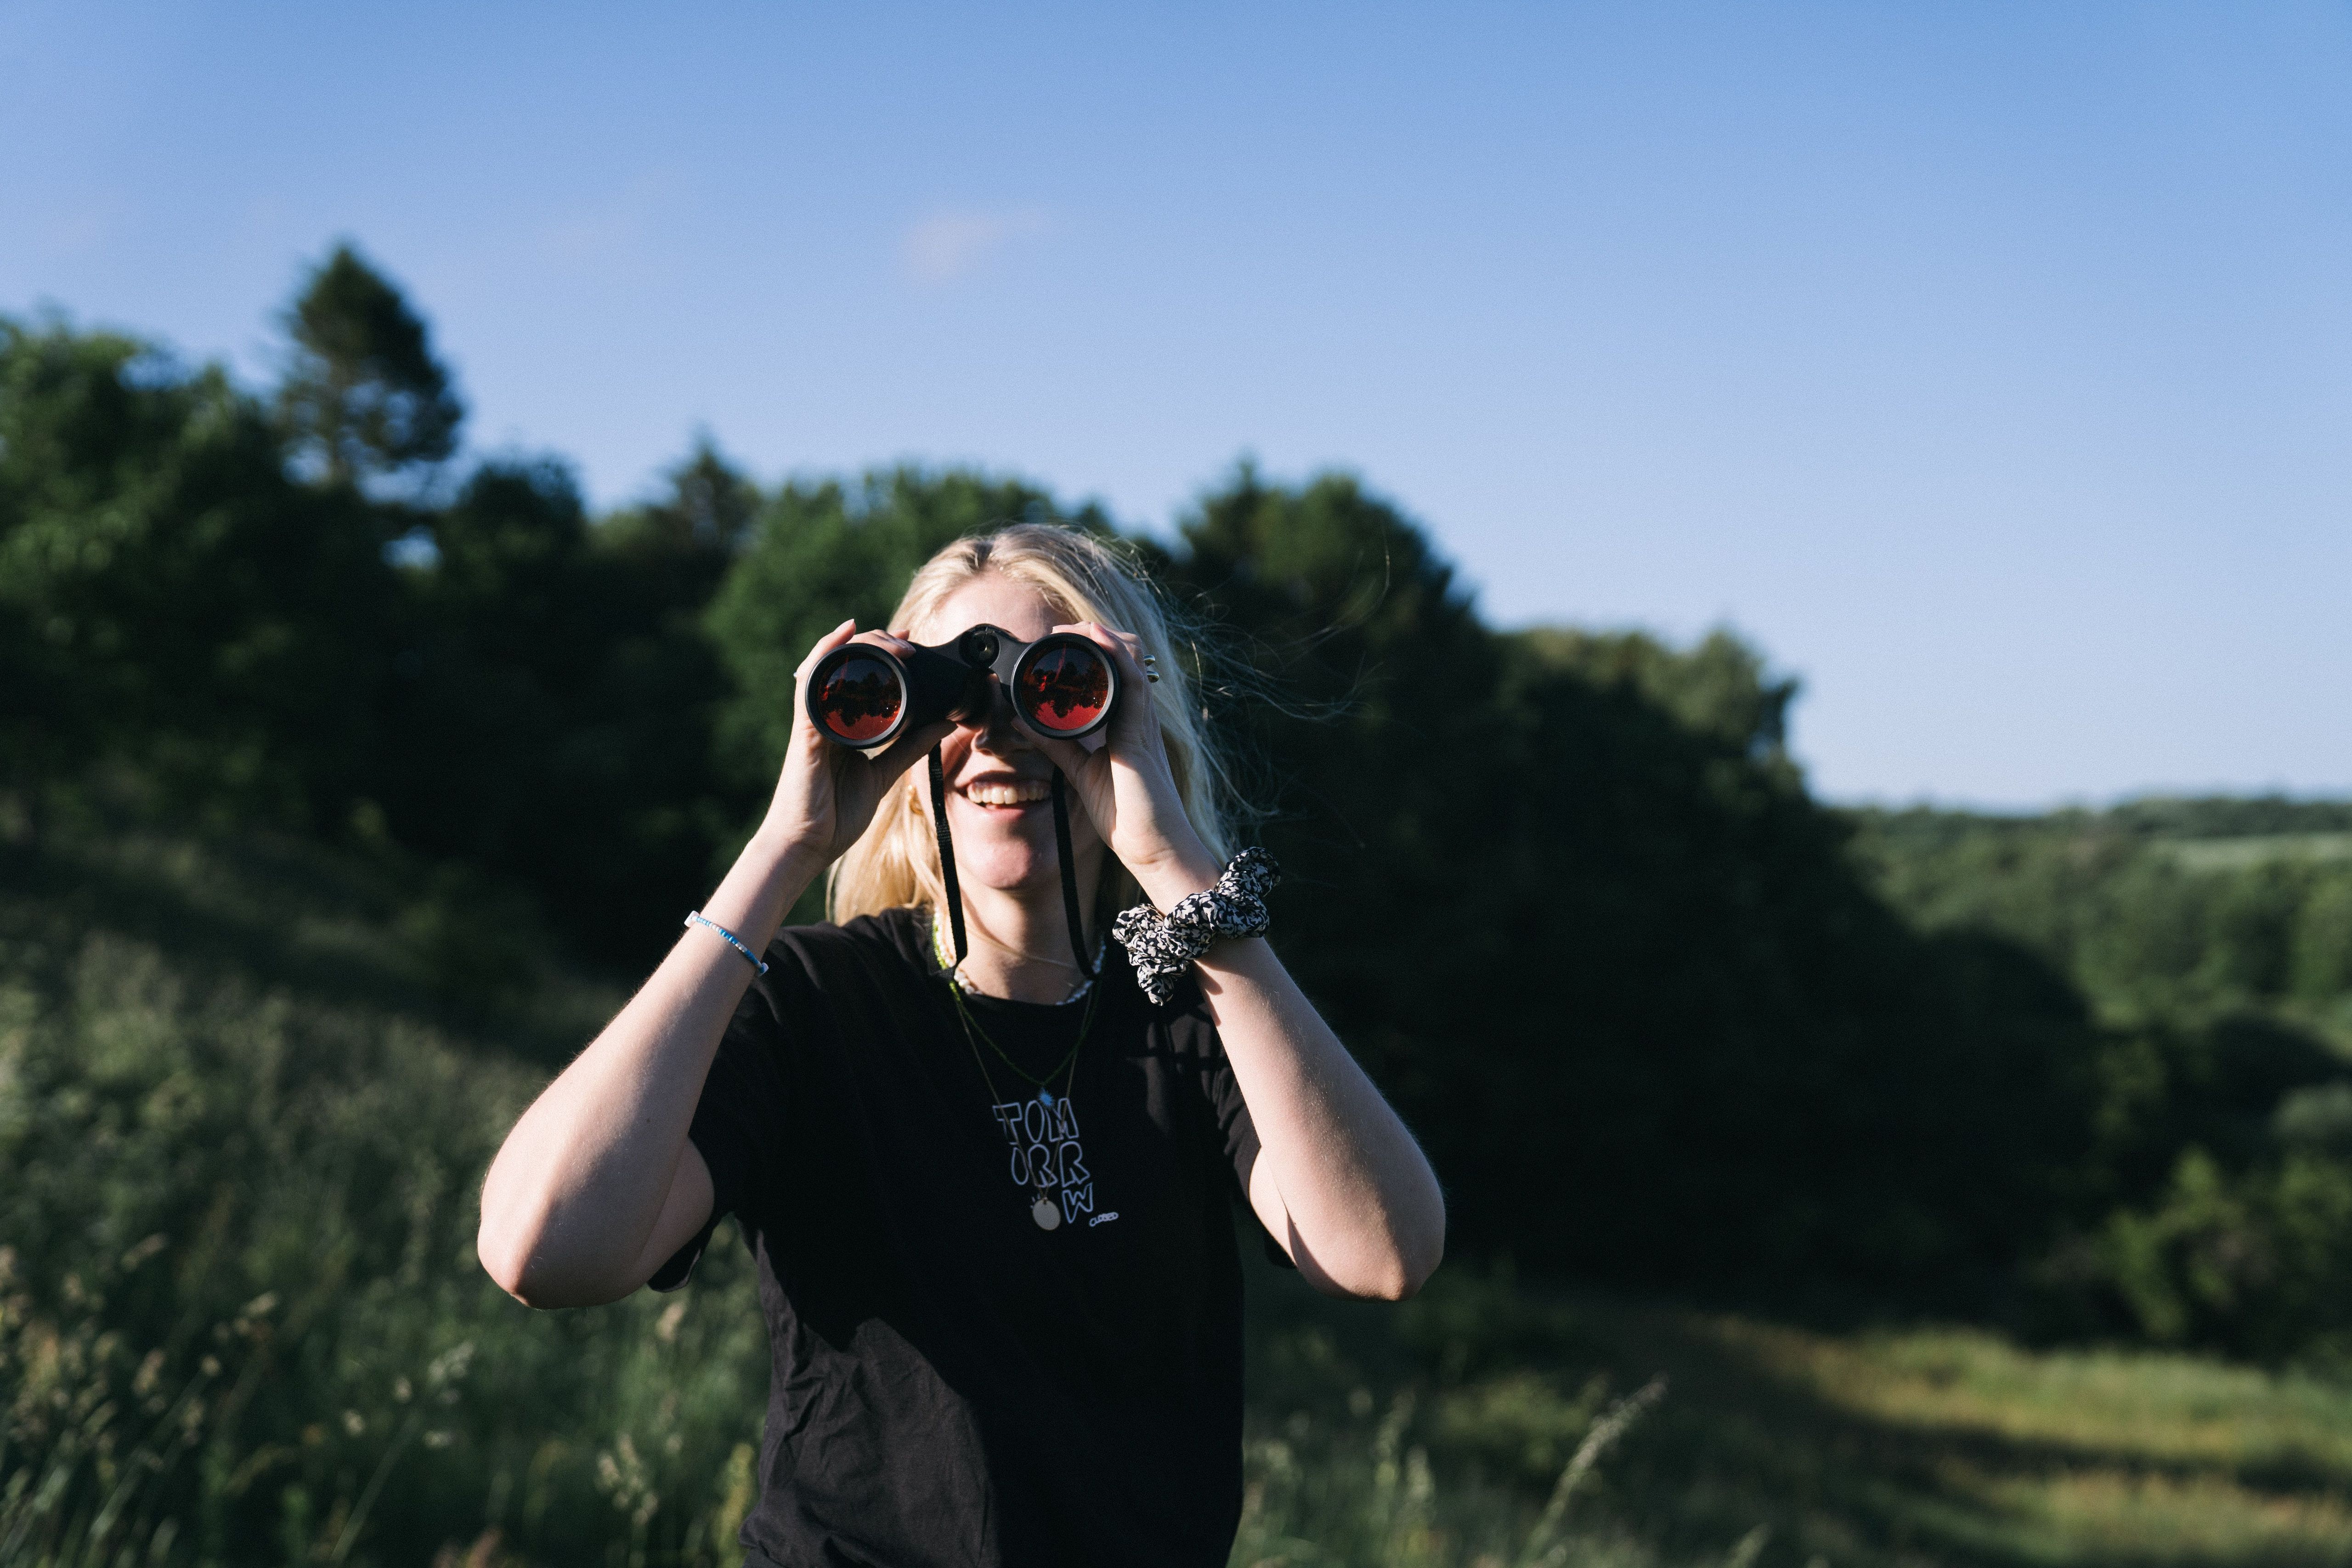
[814,652,904,743]
[1017,643,1112,734]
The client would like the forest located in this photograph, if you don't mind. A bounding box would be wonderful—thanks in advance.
[6,247,2352,1565]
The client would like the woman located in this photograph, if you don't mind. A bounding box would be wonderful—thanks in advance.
[477,524,1445,1567]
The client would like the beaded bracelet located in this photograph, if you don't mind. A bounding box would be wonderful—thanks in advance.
[684,910,769,976]
[1112,848,1281,1005]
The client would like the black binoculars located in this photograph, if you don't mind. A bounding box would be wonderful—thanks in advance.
[806,624,1119,749]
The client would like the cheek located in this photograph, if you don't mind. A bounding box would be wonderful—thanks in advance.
[916,733,975,805]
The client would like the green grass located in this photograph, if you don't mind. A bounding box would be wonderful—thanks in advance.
[9,821,2352,1566]
[1245,1265,2352,1567]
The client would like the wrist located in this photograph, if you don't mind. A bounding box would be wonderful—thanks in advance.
[1111,846,1282,1006]
[1125,837,1224,912]
[742,822,831,895]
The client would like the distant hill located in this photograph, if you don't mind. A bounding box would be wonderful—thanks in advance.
[1844,794,2352,1046]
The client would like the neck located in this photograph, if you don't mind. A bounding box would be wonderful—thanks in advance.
[945,847,1105,1004]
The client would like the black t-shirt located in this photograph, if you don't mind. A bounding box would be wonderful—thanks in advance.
[652,907,1270,1568]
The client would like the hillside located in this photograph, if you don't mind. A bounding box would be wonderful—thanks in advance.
[23,297,2336,1339]
[10,821,2352,1567]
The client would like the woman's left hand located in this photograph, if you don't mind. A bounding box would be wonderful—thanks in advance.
[1033,627,1446,1301]
[1026,623,1221,906]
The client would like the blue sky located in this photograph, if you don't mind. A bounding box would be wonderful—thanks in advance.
[4,2,2347,808]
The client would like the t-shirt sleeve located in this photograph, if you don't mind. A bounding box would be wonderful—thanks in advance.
[648,974,792,1291]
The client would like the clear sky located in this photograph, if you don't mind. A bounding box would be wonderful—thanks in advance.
[5,2,2347,808]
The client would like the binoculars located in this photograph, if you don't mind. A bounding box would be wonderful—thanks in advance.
[807,624,1119,749]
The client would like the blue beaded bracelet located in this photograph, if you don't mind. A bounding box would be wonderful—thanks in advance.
[684,911,769,976]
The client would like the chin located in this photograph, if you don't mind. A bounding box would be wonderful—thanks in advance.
[946,802,1063,891]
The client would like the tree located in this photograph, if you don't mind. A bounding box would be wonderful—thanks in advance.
[277,243,464,488]
[629,436,761,555]
[369,453,752,968]
[0,317,395,827]
[1154,468,2105,1302]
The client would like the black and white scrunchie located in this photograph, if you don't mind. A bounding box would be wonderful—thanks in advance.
[1112,847,1281,1005]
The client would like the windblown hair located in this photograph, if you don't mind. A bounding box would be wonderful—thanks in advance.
[827,524,1242,925]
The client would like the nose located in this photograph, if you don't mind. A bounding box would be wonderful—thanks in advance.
[966,681,1035,754]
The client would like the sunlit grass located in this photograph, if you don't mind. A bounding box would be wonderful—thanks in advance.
[16,822,2352,1565]
[1710,1319,2352,1476]
[1249,1269,2352,1568]
[1969,1464,2352,1565]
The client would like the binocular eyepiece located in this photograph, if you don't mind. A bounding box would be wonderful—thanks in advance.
[806,624,1119,749]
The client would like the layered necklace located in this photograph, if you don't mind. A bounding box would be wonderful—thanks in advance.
[933,911,1105,1230]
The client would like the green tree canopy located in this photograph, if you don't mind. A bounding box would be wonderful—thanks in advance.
[0,317,393,825]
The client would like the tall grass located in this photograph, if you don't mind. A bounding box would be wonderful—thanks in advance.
[1230,1379,1673,1568]
[0,826,1699,1567]
[0,828,769,1565]
[25,825,2352,1564]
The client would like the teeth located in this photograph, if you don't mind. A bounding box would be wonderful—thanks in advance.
[965,780,1050,807]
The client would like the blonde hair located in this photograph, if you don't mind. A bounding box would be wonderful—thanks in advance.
[828,524,1240,925]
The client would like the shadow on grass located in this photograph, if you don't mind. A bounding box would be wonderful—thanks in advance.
[0,826,615,1064]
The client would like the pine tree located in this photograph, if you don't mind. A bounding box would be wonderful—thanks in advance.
[277,243,464,487]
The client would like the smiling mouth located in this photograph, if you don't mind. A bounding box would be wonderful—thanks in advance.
[961,779,1051,809]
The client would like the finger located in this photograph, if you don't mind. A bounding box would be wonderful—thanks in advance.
[866,714,961,784]
[794,618,859,681]
[1076,623,1150,683]
[1110,629,1153,680]
[788,619,863,754]
[797,625,921,754]
[853,628,921,657]
[1066,624,1159,747]
[1031,734,1093,778]
[1050,622,1154,696]
[1030,737,1113,828]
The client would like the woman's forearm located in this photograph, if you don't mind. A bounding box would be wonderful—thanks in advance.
[1191,938,1447,1300]
[476,826,827,1307]
[1126,846,1444,1299]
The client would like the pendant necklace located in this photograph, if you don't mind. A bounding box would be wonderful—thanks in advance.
[934,911,1102,1230]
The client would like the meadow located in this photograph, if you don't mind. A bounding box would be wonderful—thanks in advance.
[9,822,2352,1568]
[11,266,2352,1564]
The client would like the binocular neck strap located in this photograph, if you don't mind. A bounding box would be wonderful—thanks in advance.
[928,747,968,967]
[1051,771,1097,982]
[925,746,1097,982]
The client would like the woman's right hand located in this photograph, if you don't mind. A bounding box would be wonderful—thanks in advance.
[481,616,952,1309]
[763,620,957,863]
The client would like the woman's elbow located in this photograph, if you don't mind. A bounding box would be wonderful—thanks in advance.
[1380,1190,1448,1300]
[476,1214,549,1304]
[1317,1218,1445,1302]
[476,1207,622,1309]
[1373,1228,1446,1302]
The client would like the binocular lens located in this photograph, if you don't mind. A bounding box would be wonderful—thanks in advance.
[813,652,905,743]
[1017,643,1114,735]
